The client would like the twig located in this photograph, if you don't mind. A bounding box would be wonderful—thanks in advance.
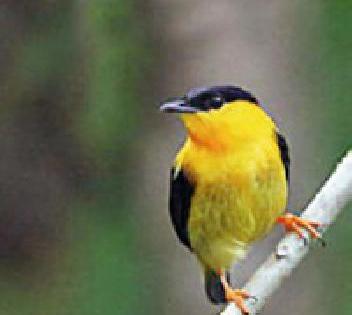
[221,151,352,315]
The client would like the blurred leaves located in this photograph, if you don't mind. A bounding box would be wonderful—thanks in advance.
[318,4,352,314]
[0,1,152,315]
[297,2,352,314]
[76,0,150,167]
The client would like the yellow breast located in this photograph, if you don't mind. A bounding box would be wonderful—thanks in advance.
[175,102,288,270]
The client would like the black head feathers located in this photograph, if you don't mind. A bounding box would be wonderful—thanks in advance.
[185,85,259,111]
[160,85,259,113]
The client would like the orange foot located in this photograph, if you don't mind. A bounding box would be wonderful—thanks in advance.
[277,213,326,246]
[219,272,254,314]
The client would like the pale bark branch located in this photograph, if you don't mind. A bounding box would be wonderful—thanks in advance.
[222,151,352,315]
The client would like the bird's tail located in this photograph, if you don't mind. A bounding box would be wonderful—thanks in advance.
[204,268,229,304]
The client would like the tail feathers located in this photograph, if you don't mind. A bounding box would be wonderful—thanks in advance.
[204,269,230,304]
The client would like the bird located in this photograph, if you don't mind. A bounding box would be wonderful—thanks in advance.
[160,85,323,314]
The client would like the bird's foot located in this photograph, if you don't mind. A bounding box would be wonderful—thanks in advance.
[277,213,326,246]
[218,271,255,314]
[225,288,252,315]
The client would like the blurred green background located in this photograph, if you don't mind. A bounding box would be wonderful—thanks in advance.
[0,1,351,315]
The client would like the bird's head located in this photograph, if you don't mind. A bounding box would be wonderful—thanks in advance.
[160,85,275,151]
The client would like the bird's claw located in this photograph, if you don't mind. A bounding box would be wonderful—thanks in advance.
[225,288,252,314]
[317,236,327,247]
[277,213,327,247]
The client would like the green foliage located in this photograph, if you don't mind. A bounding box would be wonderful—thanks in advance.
[76,0,149,166]
[0,1,153,315]
[305,3,352,314]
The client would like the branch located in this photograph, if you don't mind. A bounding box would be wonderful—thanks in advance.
[222,151,352,315]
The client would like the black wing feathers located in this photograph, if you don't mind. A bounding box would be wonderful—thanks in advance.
[169,168,194,250]
[276,132,290,182]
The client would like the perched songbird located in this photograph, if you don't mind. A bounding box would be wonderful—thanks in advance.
[160,85,322,314]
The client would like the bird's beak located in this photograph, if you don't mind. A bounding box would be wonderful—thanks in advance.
[160,98,197,113]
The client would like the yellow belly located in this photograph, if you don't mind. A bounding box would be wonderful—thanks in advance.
[174,102,288,270]
[187,159,287,270]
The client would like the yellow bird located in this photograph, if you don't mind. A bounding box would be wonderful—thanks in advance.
[160,85,323,314]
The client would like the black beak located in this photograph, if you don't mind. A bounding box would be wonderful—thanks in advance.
[160,98,197,113]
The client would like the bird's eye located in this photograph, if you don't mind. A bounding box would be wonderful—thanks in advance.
[209,96,223,108]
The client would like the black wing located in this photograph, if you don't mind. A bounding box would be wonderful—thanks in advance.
[276,132,290,182]
[169,167,195,251]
